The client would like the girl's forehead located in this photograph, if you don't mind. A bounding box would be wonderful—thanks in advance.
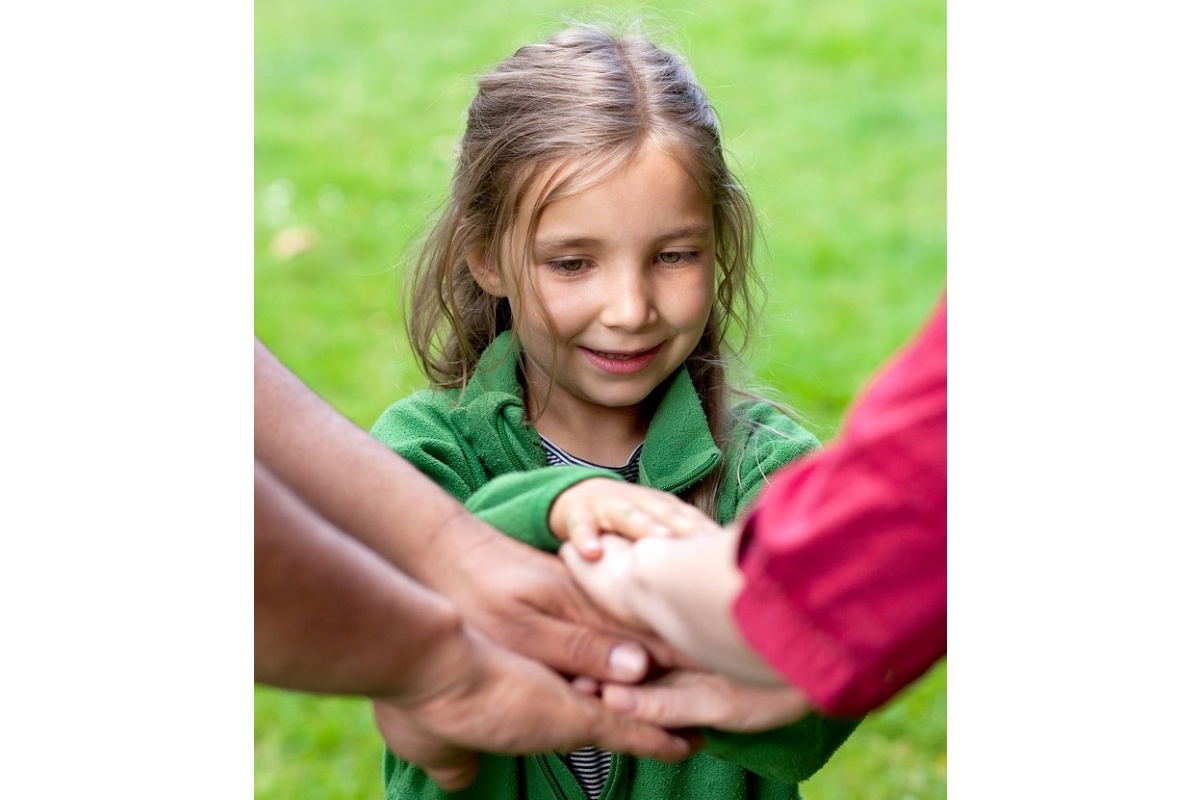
[519,147,709,232]
[536,141,703,197]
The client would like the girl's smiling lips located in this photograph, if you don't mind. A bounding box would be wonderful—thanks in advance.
[580,344,663,374]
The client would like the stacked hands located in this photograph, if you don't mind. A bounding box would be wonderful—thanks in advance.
[548,478,812,733]
[365,478,814,792]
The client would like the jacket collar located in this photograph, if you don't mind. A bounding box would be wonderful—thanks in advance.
[461,331,722,492]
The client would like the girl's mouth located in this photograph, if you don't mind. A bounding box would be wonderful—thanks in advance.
[581,345,662,374]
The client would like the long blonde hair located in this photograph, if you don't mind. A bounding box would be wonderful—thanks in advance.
[405,22,770,515]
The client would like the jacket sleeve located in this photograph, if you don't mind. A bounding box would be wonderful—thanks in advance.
[464,467,623,552]
[701,402,862,784]
[369,392,625,551]
[369,391,487,504]
[702,713,859,784]
[733,296,947,717]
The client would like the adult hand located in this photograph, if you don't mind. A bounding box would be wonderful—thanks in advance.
[419,509,684,682]
[601,669,811,734]
[372,623,696,791]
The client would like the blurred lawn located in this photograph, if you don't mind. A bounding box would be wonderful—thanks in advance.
[255,0,945,797]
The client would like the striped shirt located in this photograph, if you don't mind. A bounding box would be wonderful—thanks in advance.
[540,434,644,800]
[540,435,643,483]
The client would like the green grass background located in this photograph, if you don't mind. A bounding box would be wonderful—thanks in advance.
[255,0,946,797]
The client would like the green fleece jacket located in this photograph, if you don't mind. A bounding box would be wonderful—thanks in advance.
[369,331,859,800]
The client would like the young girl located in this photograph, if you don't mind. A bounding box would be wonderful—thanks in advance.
[371,22,858,800]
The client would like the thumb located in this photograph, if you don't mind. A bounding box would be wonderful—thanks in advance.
[603,674,811,733]
[422,751,482,792]
[581,699,699,763]
[602,681,699,728]
[373,700,482,790]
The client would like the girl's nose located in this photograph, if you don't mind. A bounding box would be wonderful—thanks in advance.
[599,268,658,331]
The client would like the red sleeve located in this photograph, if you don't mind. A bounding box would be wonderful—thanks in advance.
[732,295,946,717]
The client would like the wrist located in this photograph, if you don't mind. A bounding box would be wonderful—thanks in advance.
[547,484,585,542]
[375,589,474,703]
[398,503,493,588]
[547,496,568,542]
[548,476,600,541]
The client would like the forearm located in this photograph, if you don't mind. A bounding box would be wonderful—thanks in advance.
[255,337,661,683]
[466,467,616,550]
[254,338,494,585]
[254,460,467,698]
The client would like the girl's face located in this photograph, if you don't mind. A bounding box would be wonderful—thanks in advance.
[477,145,715,428]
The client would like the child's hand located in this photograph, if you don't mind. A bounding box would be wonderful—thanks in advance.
[559,534,645,628]
[549,478,713,560]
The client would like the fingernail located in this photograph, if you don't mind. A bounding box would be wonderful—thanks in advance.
[582,538,603,555]
[603,684,637,712]
[651,524,672,537]
[608,643,647,682]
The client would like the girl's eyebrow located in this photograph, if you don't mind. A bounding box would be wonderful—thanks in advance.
[657,223,712,242]
[534,235,604,253]
[534,224,712,254]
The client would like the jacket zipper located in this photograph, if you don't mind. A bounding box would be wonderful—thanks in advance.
[533,754,577,800]
[496,415,524,470]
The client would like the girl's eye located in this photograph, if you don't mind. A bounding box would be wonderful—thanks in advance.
[659,251,699,265]
[548,258,587,273]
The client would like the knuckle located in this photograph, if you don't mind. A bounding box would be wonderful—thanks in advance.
[563,628,605,675]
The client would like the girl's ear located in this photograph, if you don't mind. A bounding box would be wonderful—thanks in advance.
[466,249,508,297]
